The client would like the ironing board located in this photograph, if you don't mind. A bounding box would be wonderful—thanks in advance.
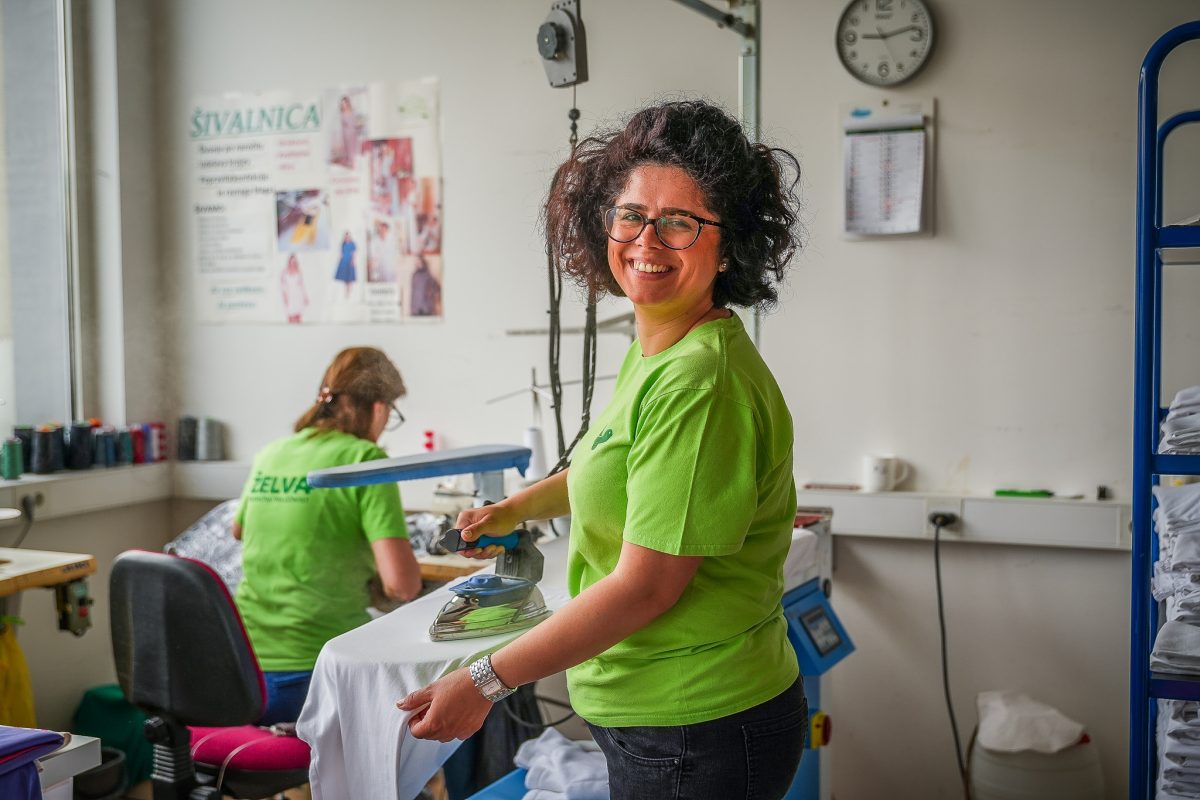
[295,526,821,799]
[295,533,572,800]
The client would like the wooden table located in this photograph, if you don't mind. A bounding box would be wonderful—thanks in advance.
[0,547,97,598]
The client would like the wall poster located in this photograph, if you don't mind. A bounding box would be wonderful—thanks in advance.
[190,78,443,324]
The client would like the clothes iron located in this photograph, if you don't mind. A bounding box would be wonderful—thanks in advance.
[429,527,552,640]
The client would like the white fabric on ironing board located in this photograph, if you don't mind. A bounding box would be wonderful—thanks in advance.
[296,535,573,800]
[297,529,823,798]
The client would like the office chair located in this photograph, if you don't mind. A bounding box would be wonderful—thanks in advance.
[110,550,310,799]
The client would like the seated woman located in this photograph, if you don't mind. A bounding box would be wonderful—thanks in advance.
[232,346,422,725]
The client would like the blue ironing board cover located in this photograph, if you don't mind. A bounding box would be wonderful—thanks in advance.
[307,444,532,488]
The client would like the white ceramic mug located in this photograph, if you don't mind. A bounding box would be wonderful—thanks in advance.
[862,454,909,492]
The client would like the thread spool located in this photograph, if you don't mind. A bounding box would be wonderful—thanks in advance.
[93,429,117,467]
[31,428,56,474]
[11,424,31,474]
[140,424,155,464]
[151,422,167,462]
[1,438,22,480]
[177,416,198,460]
[130,427,145,464]
[117,429,134,464]
[196,418,225,461]
[50,425,65,471]
[67,422,94,470]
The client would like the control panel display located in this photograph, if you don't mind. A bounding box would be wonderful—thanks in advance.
[800,606,842,656]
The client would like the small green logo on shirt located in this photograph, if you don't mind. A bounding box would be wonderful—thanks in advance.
[591,428,614,450]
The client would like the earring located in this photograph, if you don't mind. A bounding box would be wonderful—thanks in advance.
[718,262,728,272]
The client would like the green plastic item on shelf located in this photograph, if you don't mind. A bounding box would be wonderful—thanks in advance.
[994,489,1055,498]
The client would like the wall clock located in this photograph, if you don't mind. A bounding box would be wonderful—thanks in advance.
[836,0,935,87]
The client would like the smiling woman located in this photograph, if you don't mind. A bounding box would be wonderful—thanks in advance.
[402,100,808,800]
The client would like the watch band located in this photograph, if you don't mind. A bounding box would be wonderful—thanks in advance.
[469,655,516,702]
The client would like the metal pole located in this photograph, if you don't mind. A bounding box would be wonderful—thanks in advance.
[736,0,762,346]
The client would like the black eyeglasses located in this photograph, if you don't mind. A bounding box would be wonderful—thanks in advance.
[386,403,406,432]
[602,206,722,251]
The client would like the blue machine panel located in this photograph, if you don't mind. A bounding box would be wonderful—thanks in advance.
[307,444,531,488]
[783,579,855,676]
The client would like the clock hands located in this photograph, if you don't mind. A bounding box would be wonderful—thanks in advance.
[861,24,920,40]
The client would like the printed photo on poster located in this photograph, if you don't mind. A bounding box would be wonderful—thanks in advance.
[366,215,400,284]
[280,253,310,324]
[327,87,368,170]
[408,254,443,317]
[332,230,359,298]
[368,138,420,259]
[414,176,441,255]
[276,189,330,252]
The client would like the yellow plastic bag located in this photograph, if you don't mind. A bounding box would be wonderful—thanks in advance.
[0,621,36,727]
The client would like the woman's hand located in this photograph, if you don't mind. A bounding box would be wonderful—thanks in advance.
[397,668,491,742]
[453,502,523,559]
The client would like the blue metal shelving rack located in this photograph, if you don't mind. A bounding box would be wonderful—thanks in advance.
[1131,20,1200,799]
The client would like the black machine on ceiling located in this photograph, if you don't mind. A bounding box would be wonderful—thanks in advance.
[537,0,587,89]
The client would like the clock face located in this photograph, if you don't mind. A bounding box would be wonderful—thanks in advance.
[837,0,935,87]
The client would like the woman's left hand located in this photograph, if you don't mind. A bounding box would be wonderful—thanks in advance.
[397,667,492,742]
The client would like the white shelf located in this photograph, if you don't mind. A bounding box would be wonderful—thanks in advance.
[799,489,1131,551]
[0,463,171,521]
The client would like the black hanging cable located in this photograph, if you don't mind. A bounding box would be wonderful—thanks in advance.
[10,495,36,549]
[501,693,577,729]
[546,89,599,477]
[933,517,969,796]
[547,246,565,458]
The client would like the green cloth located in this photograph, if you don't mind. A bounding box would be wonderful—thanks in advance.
[566,314,798,727]
[72,684,151,785]
[235,428,407,671]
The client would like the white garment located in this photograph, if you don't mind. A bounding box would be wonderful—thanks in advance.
[1152,621,1200,675]
[974,691,1085,754]
[514,729,608,800]
[1157,484,1200,531]
[296,537,574,800]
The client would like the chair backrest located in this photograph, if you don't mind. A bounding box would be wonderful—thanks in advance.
[110,550,265,727]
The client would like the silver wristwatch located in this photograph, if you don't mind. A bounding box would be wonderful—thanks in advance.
[469,655,516,702]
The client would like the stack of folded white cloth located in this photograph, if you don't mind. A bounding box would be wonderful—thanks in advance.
[1153,484,1200,626]
[1158,700,1200,798]
[1161,387,1200,455]
[513,728,609,800]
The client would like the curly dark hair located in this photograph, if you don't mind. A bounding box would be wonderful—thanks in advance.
[544,99,802,310]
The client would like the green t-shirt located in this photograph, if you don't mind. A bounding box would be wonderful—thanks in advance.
[234,428,407,671]
[566,314,798,727]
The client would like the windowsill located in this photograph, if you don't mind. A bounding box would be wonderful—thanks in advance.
[0,462,172,521]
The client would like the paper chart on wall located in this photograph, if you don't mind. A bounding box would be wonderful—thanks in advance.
[842,109,928,236]
[190,78,443,324]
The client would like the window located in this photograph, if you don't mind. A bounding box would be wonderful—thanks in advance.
[0,0,79,437]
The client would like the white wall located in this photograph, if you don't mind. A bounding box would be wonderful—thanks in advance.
[143,1,1200,797]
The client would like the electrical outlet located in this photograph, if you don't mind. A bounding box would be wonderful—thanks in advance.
[925,496,963,537]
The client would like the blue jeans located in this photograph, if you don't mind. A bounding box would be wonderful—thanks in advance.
[586,676,807,800]
[259,670,313,726]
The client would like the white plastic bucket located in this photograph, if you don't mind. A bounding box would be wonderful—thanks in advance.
[968,736,1104,800]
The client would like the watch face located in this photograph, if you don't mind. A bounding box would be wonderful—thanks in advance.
[837,0,934,87]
